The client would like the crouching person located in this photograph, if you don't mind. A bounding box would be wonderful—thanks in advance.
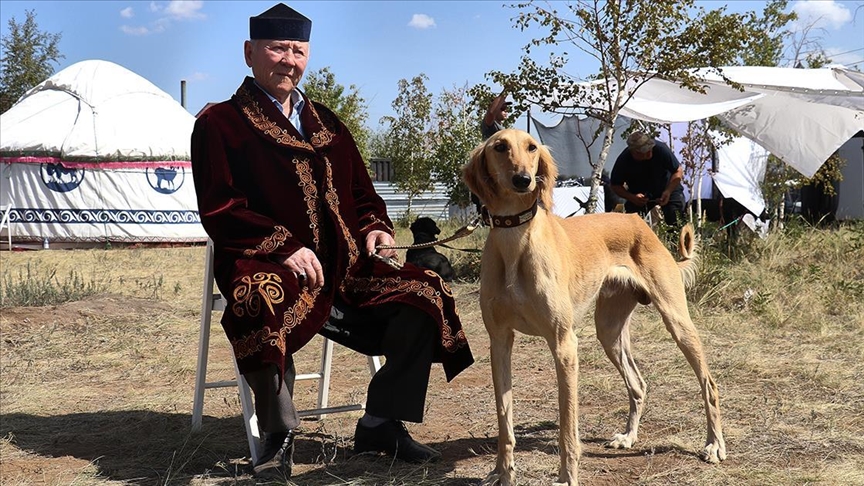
[190,3,474,479]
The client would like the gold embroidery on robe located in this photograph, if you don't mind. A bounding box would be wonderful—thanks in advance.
[232,286,322,359]
[347,274,466,352]
[293,156,321,250]
[243,225,292,258]
[360,214,394,234]
[319,157,361,272]
[236,84,336,151]
[232,272,285,318]
[236,85,312,150]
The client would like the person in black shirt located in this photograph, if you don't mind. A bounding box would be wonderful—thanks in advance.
[610,131,685,225]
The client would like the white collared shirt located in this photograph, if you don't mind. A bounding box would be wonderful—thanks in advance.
[253,81,307,139]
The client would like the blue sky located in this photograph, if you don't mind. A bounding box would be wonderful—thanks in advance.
[1,1,862,130]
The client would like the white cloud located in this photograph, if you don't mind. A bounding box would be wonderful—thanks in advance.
[164,1,205,20]
[185,71,209,82]
[120,1,204,36]
[408,14,436,29]
[120,25,150,36]
[791,0,852,30]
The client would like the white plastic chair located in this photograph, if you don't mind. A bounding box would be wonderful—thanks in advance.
[191,238,381,463]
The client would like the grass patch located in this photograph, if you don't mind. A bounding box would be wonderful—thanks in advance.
[0,220,862,485]
[0,261,111,308]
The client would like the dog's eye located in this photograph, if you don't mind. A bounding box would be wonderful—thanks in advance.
[528,144,538,152]
[494,142,508,152]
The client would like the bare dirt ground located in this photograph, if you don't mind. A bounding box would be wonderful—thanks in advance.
[1,242,863,485]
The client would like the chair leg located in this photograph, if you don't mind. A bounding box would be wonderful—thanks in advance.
[190,320,210,431]
[232,354,261,464]
[191,240,218,431]
[367,355,382,374]
[316,338,335,418]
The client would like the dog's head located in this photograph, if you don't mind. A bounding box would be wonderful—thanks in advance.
[410,217,442,238]
[463,129,557,213]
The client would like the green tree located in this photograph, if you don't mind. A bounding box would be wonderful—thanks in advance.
[433,84,484,208]
[740,1,844,225]
[740,0,797,67]
[379,74,435,217]
[301,66,371,164]
[0,10,63,114]
[676,0,796,226]
[485,0,763,212]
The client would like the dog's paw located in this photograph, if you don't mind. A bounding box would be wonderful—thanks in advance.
[701,440,727,464]
[480,472,500,486]
[481,469,514,486]
[606,433,636,449]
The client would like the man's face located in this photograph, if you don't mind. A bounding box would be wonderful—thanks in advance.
[631,148,653,161]
[244,39,309,101]
[497,104,510,122]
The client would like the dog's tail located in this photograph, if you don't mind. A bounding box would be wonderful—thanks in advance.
[677,223,698,289]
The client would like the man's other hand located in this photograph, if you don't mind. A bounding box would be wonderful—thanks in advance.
[366,230,396,258]
[282,247,324,289]
[630,193,649,207]
[658,190,671,207]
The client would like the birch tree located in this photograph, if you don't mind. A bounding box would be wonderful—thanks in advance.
[485,0,759,212]
[379,74,435,217]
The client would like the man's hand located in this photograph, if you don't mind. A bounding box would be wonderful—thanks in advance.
[366,230,396,258]
[483,91,508,126]
[281,247,324,289]
[630,193,649,207]
[658,190,671,207]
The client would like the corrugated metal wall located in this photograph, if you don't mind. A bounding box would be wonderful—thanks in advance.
[373,181,451,221]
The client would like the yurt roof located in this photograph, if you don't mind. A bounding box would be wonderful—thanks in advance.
[0,60,194,167]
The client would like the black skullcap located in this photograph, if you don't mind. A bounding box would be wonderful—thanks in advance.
[250,3,311,41]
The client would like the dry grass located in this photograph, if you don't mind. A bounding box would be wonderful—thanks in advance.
[1,220,862,485]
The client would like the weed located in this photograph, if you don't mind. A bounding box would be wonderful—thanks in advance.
[0,260,110,308]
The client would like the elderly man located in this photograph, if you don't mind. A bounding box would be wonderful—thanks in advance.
[610,131,686,225]
[190,3,473,479]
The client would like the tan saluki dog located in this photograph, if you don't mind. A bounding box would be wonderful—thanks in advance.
[463,129,725,486]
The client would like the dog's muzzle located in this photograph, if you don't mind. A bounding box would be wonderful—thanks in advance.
[512,173,533,192]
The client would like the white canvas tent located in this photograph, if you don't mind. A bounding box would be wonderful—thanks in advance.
[531,115,769,216]
[536,66,864,221]
[0,60,207,245]
[547,66,864,179]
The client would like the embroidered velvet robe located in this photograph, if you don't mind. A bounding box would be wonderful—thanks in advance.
[191,77,473,382]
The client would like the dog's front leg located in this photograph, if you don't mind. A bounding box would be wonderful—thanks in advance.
[548,328,581,486]
[482,328,516,486]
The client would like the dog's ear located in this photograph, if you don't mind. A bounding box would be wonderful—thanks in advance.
[463,140,496,206]
[535,143,558,211]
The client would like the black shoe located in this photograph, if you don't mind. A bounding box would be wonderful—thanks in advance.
[253,430,295,479]
[353,419,441,463]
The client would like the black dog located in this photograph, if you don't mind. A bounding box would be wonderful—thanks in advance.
[406,217,456,282]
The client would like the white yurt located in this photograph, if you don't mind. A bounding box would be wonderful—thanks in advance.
[0,59,207,246]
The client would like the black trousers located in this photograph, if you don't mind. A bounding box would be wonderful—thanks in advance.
[244,300,437,435]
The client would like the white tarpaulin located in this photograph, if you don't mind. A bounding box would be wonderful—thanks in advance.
[0,60,206,244]
[550,66,864,178]
[712,136,769,217]
[552,186,605,217]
